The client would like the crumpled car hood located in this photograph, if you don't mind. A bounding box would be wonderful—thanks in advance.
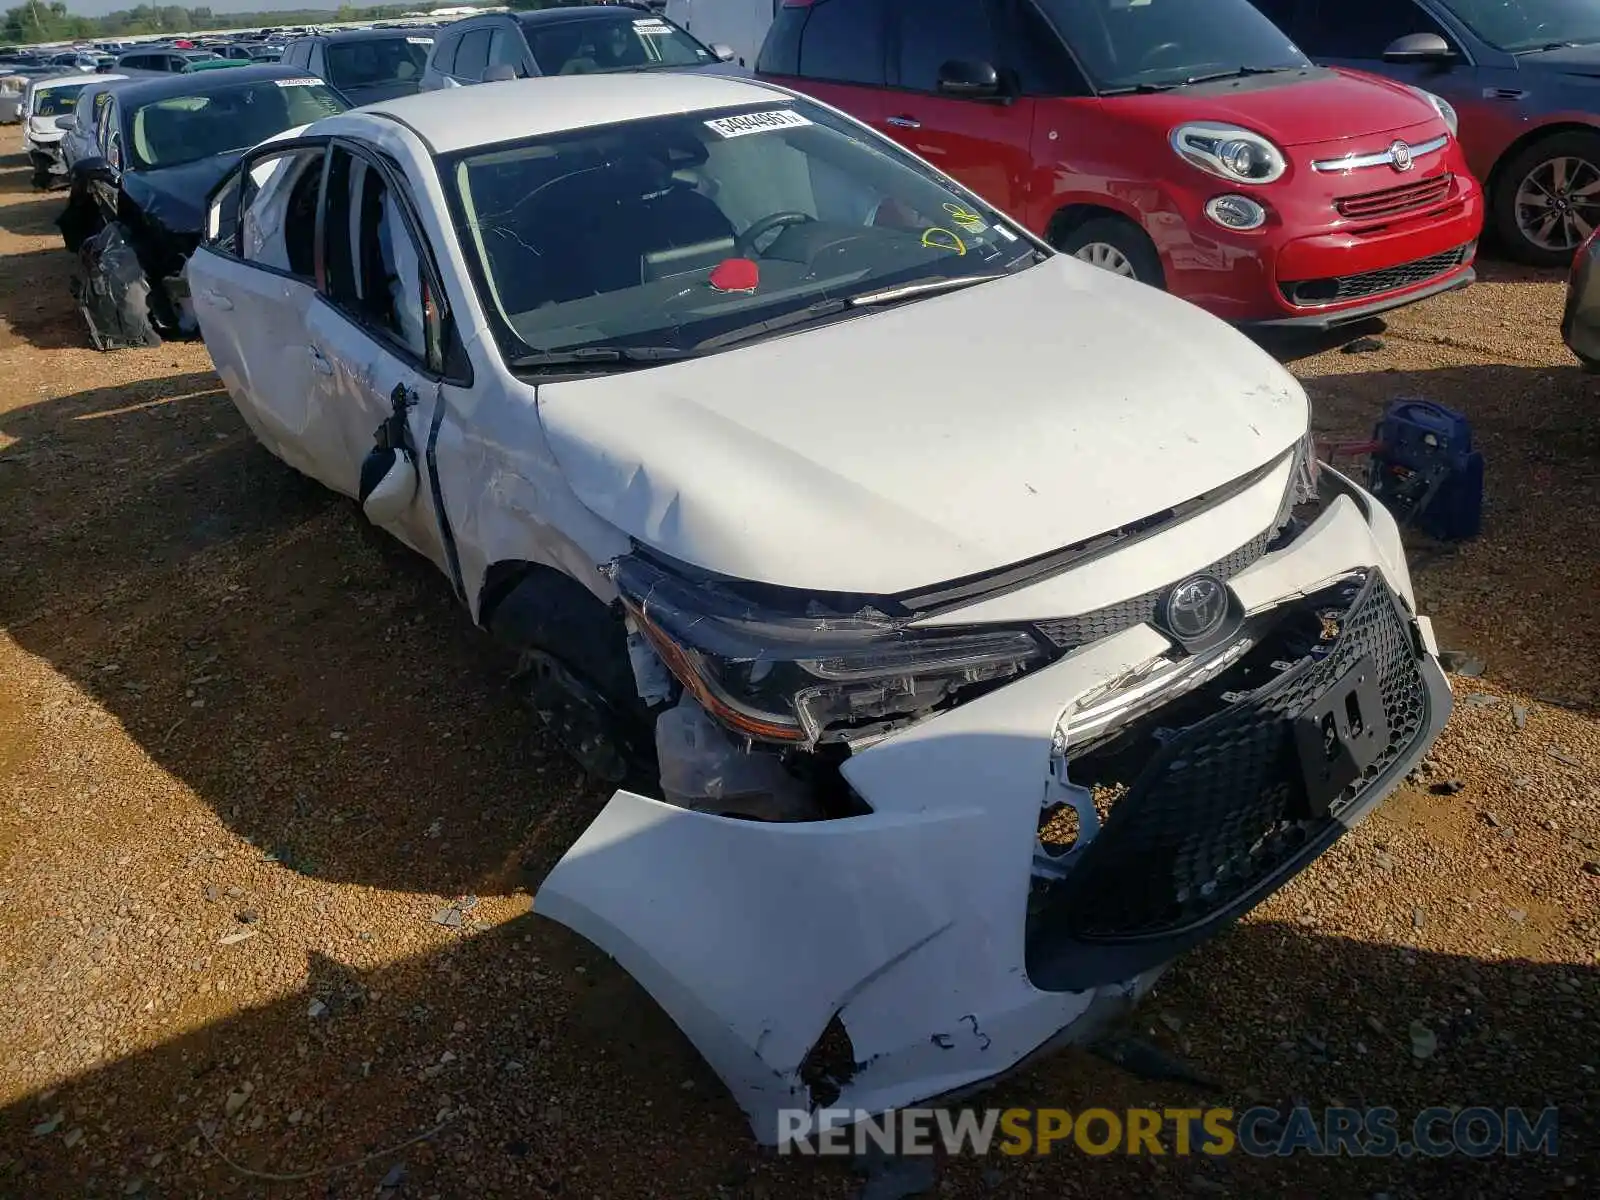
[122,156,242,235]
[535,255,1308,595]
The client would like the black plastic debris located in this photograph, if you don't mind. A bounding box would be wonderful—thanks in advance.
[73,223,160,351]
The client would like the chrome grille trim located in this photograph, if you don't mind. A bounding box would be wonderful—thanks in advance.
[1311,133,1449,174]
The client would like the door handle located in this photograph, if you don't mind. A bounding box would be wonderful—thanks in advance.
[200,288,232,311]
[886,114,921,129]
[306,345,333,375]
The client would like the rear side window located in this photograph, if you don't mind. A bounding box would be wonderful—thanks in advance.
[891,0,994,91]
[488,26,525,74]
[431,30,460,74]
[757,0,885,84]
[454,27,493,78]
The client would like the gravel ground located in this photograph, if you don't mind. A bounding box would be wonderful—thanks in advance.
[0,126,1596,1199]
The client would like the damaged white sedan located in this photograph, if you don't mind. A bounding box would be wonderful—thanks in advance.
[187,73,1452,1143]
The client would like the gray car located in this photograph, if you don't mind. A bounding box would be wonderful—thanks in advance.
[418,5,737,90]
[1252,0,1600,265]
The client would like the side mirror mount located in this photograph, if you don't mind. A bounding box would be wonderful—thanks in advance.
[482,63,517,82]
[936,59,1001,100]
[710,42,736,63]
[54,113,75,130]
[1383,32,1454,63]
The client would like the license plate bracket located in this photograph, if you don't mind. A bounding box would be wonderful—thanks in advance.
[1292,654,1388,818]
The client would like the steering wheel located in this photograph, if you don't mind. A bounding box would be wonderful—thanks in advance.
[736,210,815,256]
[1138,41,1186,70]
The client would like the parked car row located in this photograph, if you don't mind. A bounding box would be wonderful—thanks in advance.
[13,0,1599,1152]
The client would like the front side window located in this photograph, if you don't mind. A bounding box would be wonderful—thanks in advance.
[454,27,492,78]
[526,14,716,75]
[324,147,428,359]
[1033,0,1309,91]
[1438,0,1600,51]
[1283,0,1449,59]
[127,80,346,171]
[324,37,431,89]
[757,0,886,85]
[443,98,1038,366]
[893,0,996,91]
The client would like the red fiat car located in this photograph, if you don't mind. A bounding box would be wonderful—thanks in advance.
[756,0,1485,327]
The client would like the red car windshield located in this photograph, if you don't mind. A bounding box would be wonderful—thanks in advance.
[1035,0,1308,92]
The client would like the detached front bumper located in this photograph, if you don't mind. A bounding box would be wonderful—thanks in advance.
[534,477,1449,1144]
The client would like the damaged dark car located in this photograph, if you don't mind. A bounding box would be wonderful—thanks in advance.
[57,63,348,349]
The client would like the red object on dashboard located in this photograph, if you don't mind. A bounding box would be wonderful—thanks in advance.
[708,258,760,294]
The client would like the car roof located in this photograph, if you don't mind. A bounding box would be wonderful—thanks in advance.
[361,72,787,155]
[110,62,324,107]
[303,28,434,43]
[26,73,95,94]
[514,4,663,27]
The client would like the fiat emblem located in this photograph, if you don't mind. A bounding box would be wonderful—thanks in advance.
[1390,140,1414,172]
[1161,573,1230,643]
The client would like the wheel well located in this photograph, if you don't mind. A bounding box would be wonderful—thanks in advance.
[1485,122,1600,198]
[477,559,584,631]
[1044,203,1144,248]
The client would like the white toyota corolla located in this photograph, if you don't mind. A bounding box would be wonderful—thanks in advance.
[186,72,1451,1144]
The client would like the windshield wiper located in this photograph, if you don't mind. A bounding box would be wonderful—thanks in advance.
[1177,65,1299,85]
[692,297,851,352]
[847,274,1006,306]
[1515,39,1597,53]
[508,345,692,372]
[1097,81,1177,95]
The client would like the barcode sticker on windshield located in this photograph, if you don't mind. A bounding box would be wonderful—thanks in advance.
[274,77,321,88]
[633,17,669,27]
[704,109,812,139]
[406,36,433,43]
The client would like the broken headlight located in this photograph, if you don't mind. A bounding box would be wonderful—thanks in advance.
[611,555,1050,745]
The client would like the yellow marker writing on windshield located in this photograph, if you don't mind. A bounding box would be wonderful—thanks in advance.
[921,227,967,255]
[942,201,986,231]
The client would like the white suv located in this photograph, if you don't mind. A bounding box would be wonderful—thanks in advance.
[187,72,1451,1144]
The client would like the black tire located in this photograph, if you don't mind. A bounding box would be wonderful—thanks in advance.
[1492,130,1600,268]
[1052,216,1165,288]
[486,570,660,791]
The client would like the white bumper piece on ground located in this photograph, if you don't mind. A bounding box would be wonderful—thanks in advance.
[535,476,1450,1144]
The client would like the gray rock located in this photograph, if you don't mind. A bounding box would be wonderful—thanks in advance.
[1547,747,1581,767]
[1341,336,1384,354]
[1413,907,1426,929]
[432,908,463,928]
[856,1149,937,1200]
[1508,909,1527,924]
[1462,693,1500,708]
[1408,1020,1438,1060]
[307,999,328,1019]
[1512,704,1529,731]
[1439,651,1487,677]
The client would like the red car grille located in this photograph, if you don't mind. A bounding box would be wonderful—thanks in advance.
[1336,173,1453,221]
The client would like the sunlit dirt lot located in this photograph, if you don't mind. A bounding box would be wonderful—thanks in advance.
[0,123,1596,1197]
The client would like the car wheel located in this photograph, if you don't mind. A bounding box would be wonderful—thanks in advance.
[1493,130,1600,267]
[1053,216,1165,287]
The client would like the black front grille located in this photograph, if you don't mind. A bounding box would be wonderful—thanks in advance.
[1030,573,1428,959]
[1034,527,1273,650]
[1280,244,1470,307]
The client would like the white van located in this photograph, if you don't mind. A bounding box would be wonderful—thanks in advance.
[663,0,777,69]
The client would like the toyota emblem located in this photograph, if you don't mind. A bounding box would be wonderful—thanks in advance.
[1161,573,1231,643]
[1389,140,1414,172]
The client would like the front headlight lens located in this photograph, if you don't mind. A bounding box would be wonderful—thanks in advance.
[612,555,1051,745]
[1171,123,1288,184]
[1411,86,1458,136]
